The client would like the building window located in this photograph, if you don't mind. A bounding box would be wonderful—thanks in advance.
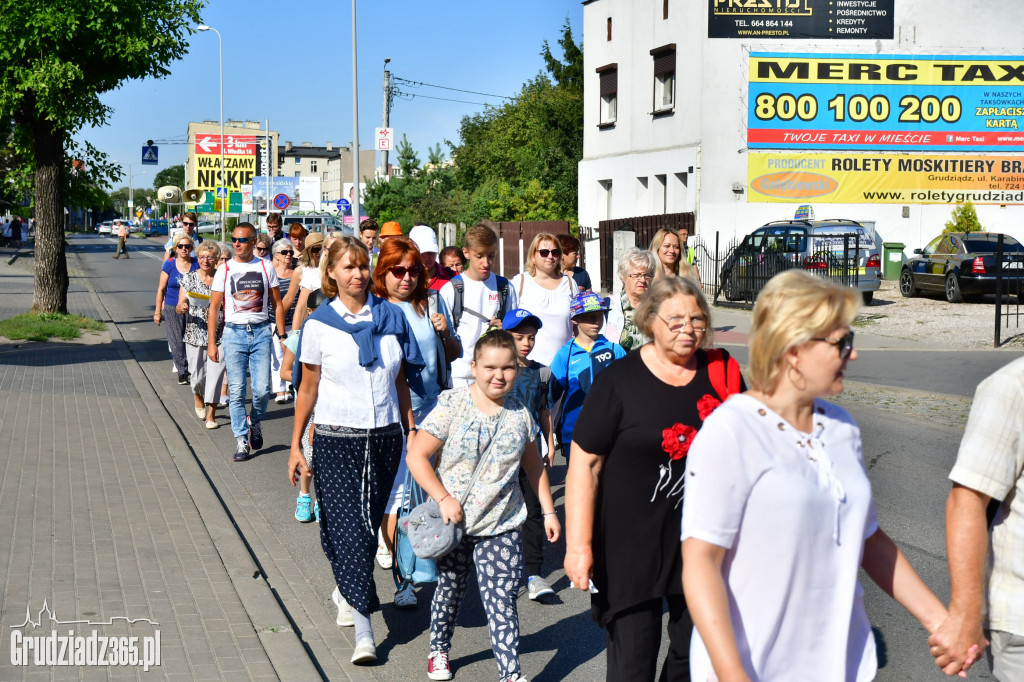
[294,157,301,164]
[651,45,676,114]
[322,191,329,202]
[294,171,301,178]
[663,0,669,20]
[597,64,618,127]
[607,17,612,41]
[310,160,318,173]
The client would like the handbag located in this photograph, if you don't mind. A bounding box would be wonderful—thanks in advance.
[399,407,508,559]
[393,470,438,587]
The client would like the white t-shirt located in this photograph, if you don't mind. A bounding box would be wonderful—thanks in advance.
[439,274,518,381]
[682,394,879,682]
[299,265,321,291]
[298,299,402,429]
[509,273,577,366]
[212,256,279,325]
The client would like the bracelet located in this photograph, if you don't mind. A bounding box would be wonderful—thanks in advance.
[543,511,557,516]
[438,493,451,503]
[404,425,418,435]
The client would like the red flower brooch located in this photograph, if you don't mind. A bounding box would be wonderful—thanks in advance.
[697,394,722,421]
[661,423,698,461]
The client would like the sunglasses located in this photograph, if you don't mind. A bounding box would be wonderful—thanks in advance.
[231,237,251,244]
[181,221,195,226]
[277,250,293,256]
[538,248,561,258]
[254,245,268,251]
[309,246,322,254]
[812,331,855,360]
[388,264,422,279]
[176,243,193,249]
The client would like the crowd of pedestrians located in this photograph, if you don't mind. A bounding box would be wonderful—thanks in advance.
[143,216,1018,682]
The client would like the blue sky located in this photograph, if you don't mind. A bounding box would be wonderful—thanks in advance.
[80,0,583,189]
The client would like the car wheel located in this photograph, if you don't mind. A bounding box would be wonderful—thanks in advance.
[898,269,918,298]
[862,291,874,305]
[945,272,964,303]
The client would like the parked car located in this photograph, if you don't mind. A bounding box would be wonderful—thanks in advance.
[899,232,1024,302]
[142,219,169,236]
[195,221,221,235]
[97,222,112,235]
[281,213,354,238]
[719,219,882,304]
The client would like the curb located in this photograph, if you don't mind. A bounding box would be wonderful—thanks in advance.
[70,246,323,681]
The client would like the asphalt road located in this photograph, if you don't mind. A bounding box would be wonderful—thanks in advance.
[71,233,999,681]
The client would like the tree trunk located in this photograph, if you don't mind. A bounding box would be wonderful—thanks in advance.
[31,114,69,314]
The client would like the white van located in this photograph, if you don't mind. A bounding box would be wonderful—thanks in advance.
[281,214,353,237]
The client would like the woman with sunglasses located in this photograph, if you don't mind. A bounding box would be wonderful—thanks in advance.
[372,237,462,609]
[164,212,202,260]
[290,232,326,328]
[508,232,578,366]
[271,239,298,404]
[682,270,949,682]
[176,241,226,428]
[155,233,199,385]
[254,233,273,261]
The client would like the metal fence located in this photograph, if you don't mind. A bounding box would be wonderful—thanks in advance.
[713,233,865,306]
[597,213,695,290]
[994,233,1024,346]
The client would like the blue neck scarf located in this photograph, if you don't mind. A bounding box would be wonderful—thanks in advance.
[293,294,424,388]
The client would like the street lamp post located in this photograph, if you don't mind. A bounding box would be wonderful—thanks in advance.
[197,24,225,242]
[351,0,361,224]
[122,163,147,223]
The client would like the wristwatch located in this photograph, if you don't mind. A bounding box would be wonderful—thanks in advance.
[277,332,286,340]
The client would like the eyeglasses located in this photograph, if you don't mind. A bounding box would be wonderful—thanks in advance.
[176,243,193,249]
[198,256,217,261]
[254,245,268,251]
[388,264,422,279]
[811,331,855,360]
[309,246,323,255]
[231,237,251,244]
[657,314,707,333]
[181,221,195,226]
[277,250,293,256]
[626,272,653,281]
[538,248,562,258]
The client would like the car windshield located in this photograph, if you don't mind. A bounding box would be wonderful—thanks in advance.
[964,238,1024,253]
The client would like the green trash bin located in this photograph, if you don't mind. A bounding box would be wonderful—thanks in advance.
[882,242,905,280]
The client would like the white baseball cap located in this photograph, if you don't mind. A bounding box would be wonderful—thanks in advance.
[408,224,439,254]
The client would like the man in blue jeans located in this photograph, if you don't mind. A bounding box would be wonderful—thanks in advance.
[208,222,287,461]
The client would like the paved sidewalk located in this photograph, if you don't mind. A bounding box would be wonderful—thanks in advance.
[0,251,319,680]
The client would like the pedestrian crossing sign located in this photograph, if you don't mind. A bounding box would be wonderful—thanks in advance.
[142,145,159,165]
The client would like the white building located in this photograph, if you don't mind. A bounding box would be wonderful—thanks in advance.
[579,0,1024,261]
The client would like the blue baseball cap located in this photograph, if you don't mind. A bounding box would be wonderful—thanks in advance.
[502,308,543,332]
[570,291,610,318]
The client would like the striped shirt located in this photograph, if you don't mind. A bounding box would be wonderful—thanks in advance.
[949,356,1024,636]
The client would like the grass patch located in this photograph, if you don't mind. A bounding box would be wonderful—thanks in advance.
[0,312,105,341]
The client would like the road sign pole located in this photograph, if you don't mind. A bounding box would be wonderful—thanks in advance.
[351,0,361,224]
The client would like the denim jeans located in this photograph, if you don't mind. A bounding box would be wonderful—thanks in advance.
[222,322,272,439]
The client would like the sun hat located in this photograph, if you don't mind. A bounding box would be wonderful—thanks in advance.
[501,308,544,332]
[304,232,324,249]
[570,291,611,318]
[380,221,403,237]
[408,224,440,254]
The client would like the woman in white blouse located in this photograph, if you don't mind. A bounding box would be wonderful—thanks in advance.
[682,269,957,682]
[509,232,578,365]
[288,237,421,666]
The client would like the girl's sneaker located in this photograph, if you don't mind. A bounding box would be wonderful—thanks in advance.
[295,494,313,523]
[375,529,393,569]
[313,501,320,522]
[427,651,452,680]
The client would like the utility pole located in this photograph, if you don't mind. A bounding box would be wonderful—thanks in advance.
[381,58,391,179]
[351,0,361,224]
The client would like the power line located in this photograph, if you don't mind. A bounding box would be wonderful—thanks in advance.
[395,90,493,107]
[392,76,512,100]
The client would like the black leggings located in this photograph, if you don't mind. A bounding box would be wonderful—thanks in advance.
[606,595,692,682]
[517,464,544,577]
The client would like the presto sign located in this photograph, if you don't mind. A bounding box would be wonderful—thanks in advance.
[191,135,258,192]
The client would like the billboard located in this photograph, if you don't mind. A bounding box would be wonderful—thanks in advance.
[709,0,893,40]
[191,134,259,191]
[748,152,1024,204]
[748,53,1024,151]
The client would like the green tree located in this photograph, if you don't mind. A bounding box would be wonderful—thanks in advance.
[944,202,983,233]
[396,134,420,178]
[0,1,203,313]
[427,143,446,168]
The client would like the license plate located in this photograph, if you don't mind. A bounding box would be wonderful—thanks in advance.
[1005,261,1023,269]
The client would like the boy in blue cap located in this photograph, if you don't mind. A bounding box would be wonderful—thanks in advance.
[502,308,559,601]
[550,291,627,462]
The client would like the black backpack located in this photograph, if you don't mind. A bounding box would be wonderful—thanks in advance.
[449,274,510,330]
